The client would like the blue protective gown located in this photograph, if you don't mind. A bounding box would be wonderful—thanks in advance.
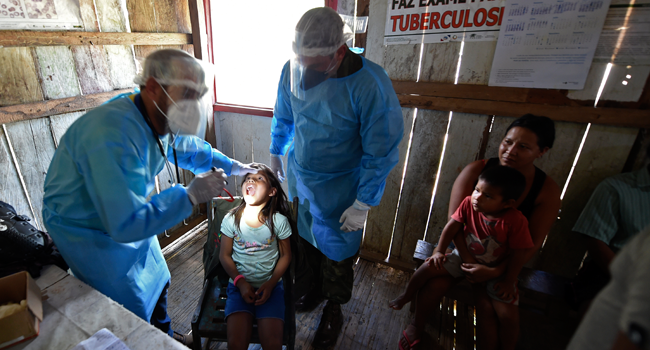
[42,93,234,322]
[270,57,404,262]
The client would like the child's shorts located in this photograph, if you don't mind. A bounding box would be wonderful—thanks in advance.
[443,249,519,305]
[225,280,285,321]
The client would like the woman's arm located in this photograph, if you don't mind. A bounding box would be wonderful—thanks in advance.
[525,176,562,262]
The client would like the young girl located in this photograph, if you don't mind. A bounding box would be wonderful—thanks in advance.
[219,163,292,350]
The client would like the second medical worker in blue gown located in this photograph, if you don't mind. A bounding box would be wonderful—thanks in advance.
[269,7,404,349]
[42,49,256,346]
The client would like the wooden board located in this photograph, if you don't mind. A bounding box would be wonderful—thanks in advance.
[0,89,131,125]
[363,108,414,256]
[536,124,638,277]
[78,0,100,31]
[0,126,32,222]
[155,0,180,33]
[95,0,129,32]
[173,0,192,34]
[397,95,650,128]
[364,0,388,68]
[457,41,497,85]
[4,118,57,230]
[425,112,490,243]
[216,112,289,197]
[419,43,461,83]
[50,111,85,147]
[383,44,421,81]
[104,45,138,89]
[567,63,650,103]
[0,31,192,47]
[390,109,449,262]
[71,46,113,95]
[629,129,650,171]
[0,47,44,107]
[33,46,81,100]
[126,0,157,32]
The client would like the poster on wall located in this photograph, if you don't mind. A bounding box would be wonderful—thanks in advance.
[384,0,507,45]
[0,0,82,30]
[488,0,612,89]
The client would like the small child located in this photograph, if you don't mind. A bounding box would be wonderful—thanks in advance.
[390,165,533,350]
[219,163,292,350]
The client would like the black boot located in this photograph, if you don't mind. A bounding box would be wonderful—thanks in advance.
[312,301,343,349]
[295,289,325,312]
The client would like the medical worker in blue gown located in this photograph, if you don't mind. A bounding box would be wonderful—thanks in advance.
[42,49,256,346]
[269,7,404,348]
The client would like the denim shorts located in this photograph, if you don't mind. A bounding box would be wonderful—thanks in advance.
[225,280,285,321]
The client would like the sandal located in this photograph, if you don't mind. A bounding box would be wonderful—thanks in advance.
[399,326,420,350]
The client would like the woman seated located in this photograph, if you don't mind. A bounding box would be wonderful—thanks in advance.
[399,114,562,350]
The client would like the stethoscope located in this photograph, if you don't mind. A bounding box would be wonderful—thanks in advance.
[136,95,235,207]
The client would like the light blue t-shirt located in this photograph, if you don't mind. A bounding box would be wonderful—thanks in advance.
[221,212,292,288]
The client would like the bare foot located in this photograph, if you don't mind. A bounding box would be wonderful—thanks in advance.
[398,324,421,350]
[389,295,409,310]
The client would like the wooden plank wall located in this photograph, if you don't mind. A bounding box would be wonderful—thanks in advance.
[0,0,197,233]
[358,0,645,278]
[215,112,290,198]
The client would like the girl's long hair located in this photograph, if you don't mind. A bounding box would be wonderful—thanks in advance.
[230,163,290,237]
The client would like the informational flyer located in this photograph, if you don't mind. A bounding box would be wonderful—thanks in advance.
[488,0,612,89]
[384,0,507,45]
[0,0,82,30]
[593,1,650,65]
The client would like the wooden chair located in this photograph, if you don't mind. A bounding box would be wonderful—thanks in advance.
[191,197,298,350]
[411,239,571,350]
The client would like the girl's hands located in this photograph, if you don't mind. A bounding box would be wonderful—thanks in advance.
[426,252,447,269]
[254,281,275,306]
[236,280,256,304]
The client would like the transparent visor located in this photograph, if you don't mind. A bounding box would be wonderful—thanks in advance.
[289,54,339,100]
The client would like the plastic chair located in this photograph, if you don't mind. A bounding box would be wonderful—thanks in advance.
[191,197,297,350]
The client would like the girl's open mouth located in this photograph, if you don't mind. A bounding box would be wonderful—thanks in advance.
[246,184,256,196]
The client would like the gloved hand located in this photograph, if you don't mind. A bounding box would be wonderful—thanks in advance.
[270,154,285,183]
[339,200,371,232]
[186,168,227,205]
[230,161,258,176]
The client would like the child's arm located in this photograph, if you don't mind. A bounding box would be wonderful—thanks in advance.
[492,248,528,300]
[255,238,291,305]
[427,218,464,269]
[219,235,256,303]
[451,226,479,265]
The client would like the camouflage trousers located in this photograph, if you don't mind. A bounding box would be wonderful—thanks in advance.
[302,236,358,305]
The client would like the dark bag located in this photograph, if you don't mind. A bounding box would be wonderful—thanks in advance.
[0,201,68,278]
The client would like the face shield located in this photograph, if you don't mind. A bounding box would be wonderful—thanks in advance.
[289,7,354,100]
[135,49,215,139]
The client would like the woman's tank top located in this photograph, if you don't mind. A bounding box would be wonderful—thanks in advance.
[480,158,547,220]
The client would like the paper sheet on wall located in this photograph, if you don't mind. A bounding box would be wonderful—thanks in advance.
[0,0,82,30]
[488,0,612,89]
[593,1,650,65]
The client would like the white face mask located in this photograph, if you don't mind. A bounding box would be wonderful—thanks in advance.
[153,83,205,137]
